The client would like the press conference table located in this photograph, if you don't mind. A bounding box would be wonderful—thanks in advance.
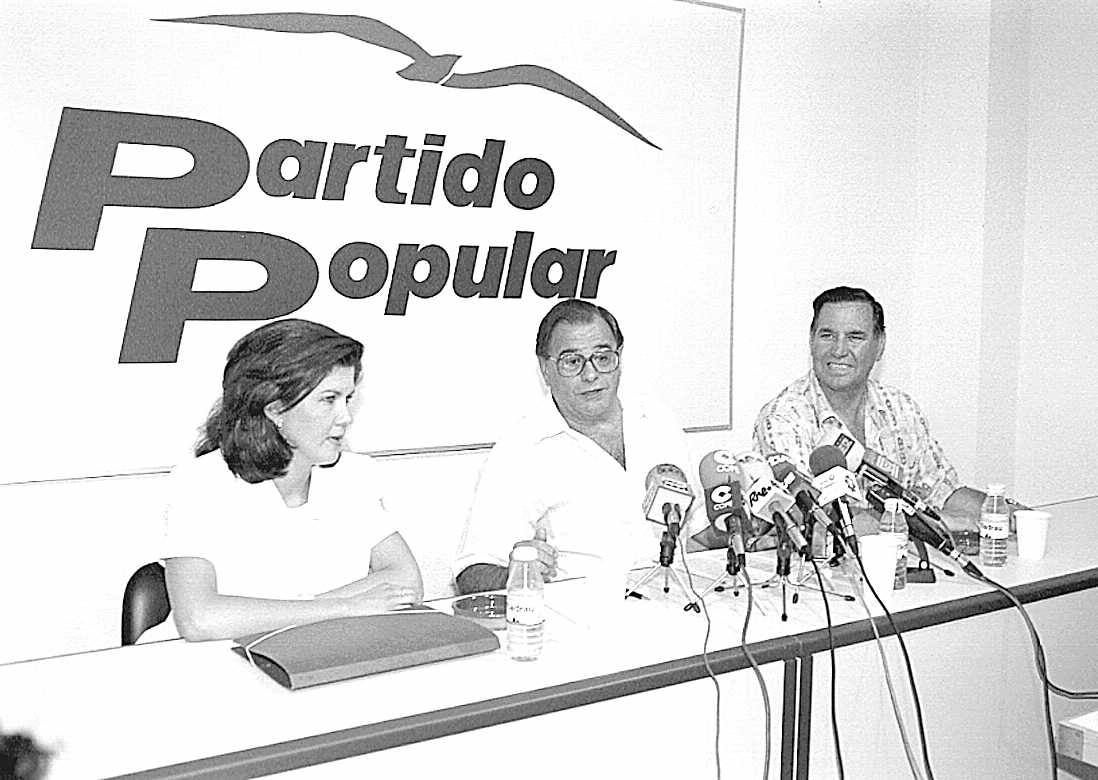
[3,498,1097,780]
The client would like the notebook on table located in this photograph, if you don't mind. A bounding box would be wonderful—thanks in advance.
[231,606,500,690]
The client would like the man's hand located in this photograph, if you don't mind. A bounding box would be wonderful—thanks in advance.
[1006,497,1032,525]
[516,527,558,581]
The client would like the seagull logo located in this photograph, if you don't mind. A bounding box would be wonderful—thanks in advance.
[158,12,661,149]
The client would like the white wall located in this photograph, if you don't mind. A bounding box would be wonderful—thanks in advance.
[1014,1,1098,504]
[6,0,1098,665]
[731,0,1098,504]
[731,0,991,481]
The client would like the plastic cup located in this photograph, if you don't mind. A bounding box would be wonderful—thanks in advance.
[1014,510,1051,560]
[859,534,897,603]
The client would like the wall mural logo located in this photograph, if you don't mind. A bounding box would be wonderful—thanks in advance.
[160,13,660,150]
[31,11,660,363]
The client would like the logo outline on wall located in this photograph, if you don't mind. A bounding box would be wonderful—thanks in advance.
[160,12,661,149]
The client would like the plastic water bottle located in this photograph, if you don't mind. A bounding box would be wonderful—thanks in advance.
[506,544,545,661]
[879,497,908,589]
[980,483,1009,567]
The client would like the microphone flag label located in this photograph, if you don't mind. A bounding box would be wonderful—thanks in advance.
[642,464,693,525]
[812,467,863,506]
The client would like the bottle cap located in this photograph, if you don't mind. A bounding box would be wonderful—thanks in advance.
[987,483,1006,495]
[884,497,901,512]
[511,544,539,562]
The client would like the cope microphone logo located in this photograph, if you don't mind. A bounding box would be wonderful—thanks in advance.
[707,485,739,512]
[711,449,738,474]
[29,12,660,363]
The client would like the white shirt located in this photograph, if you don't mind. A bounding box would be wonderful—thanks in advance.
[161,451,399,601]
[453,391,699,582]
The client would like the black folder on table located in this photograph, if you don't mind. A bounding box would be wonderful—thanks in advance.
[231,607,500,690]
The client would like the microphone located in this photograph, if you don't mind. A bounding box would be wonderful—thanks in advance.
[903,506,983,578]
[857,449,943,522]
[771,460,845,557]
[816,419,865,472]
[744,461,809,558]
[809,445,862,555]
[699,450,747,566]
[642,463,694,533]
[733,452,776,539]
[699,450,746,533]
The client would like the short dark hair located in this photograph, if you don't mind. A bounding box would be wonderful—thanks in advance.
[196,319,363,483]
[810,286,885,335]
[535,299,624,357]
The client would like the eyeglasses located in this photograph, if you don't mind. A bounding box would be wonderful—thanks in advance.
[547,349,620,378]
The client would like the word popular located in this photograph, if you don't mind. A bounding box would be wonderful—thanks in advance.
[31,108,619,362]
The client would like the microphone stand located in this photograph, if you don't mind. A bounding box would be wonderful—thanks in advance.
[756,529,794,622]
[789,513,856,605]
[758,513,854,621]
[628,506,698,611]
[685,528,761,614]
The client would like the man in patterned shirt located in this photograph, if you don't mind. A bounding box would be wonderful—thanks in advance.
[753,286,987,525]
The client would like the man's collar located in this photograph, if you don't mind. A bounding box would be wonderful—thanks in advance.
[805,370,840,423]
[806,369,883,425]
[525,391,574,442]
[523,385,630,444]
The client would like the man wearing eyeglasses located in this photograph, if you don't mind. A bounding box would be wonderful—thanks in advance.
[453,299,701,595]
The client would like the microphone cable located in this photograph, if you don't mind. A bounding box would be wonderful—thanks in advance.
[684,546,773,780]
[679,551,724,780]
[965,570,1085,780]
[967,571,1098,701]
[854,551,937,780]
[740,566,772,780]
[851,571,926,780]
[808,556,846,779]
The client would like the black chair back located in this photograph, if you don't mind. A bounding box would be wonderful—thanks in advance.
[121,562,170,645]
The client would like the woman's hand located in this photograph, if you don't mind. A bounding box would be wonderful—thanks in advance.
[336,581,419,616]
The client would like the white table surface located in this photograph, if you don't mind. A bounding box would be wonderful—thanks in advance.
[1,497,1093,779]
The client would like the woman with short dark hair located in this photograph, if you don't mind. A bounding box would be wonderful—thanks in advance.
[160,319,423,642]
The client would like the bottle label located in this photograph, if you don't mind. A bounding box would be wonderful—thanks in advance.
[981,513,1009,540]
[506,593,544,626]
[881,531,907,561]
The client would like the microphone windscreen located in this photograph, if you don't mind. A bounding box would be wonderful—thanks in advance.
[698,450,736,489]
[646,463,689,489]
[642,463,694,524]
[809,445,847,476]
[698,450,745,533]
[771,461,795,483]
[906,510,950,550]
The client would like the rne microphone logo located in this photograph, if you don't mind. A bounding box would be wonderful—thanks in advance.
[159,12,661,149]
[747,482,774,509]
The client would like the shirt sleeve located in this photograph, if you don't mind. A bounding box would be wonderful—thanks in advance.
[904,399,961,511]
[161,457,217,562]
[753,403,814,475]
[452,441,542,578]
